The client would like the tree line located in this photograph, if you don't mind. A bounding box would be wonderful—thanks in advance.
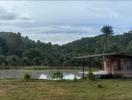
[0,26,132,67]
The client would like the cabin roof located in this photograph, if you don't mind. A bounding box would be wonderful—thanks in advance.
[73,52,132,59]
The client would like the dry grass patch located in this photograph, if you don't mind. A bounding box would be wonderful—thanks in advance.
[0,79,131,100]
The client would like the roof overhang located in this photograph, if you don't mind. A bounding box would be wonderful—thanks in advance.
[73,52,132,59]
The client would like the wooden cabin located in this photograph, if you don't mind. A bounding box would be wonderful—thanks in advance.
[73,53,132,78]
[104,54,132,77]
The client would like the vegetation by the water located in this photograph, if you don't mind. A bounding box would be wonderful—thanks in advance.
[52,71,63,80]
[0,79,132,100]
[87,71,95,80]
[24,73,31,81]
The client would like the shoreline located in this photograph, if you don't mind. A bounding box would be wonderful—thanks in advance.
[0,66,99,71]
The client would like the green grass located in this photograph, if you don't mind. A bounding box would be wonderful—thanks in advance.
[0,79,132,100]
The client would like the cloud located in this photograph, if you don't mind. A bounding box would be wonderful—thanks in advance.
[0,7,30,21]
[20,25,99,45]
[25,32,94,45]
[0,7,17,20]
[20,25,96,34]
[0,1,131,44]
[18,13,31,20]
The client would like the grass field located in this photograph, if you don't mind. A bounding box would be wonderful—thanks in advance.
[0,79,132,100]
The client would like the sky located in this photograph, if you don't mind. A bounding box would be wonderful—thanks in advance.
[0,1,132,44]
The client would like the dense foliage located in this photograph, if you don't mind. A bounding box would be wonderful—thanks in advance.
[52,71,63,80]
[0,30,132,67]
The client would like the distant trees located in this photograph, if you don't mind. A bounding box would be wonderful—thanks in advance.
[6,55,19,66]
[126,40,132,55]
[21,57,30,66]
[0,28,131,67]
[108,43,120,52]
[0,55,5,65]
[23,48,41,59]
[0,37,7,55]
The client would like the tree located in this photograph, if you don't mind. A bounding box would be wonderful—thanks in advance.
[0,55,5,65]
[23,48,41,59]
[32,57,41,65]
[52,71,63,80]
[101,25,114,53]
[101,25,114,35]
[21,57,30,66]
[24,73,31,81]
[6,55,19,66]
[108,43,120,52]
[126,40,132,55]
[0,37,7,55]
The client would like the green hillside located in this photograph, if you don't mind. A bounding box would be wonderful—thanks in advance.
[0,30,132,67]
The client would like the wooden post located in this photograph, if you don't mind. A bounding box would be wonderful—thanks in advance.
[89,58,92,72]
[82,59,85,79]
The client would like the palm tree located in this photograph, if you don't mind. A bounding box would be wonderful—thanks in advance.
[101,26,114,71]
[101,25,114,53]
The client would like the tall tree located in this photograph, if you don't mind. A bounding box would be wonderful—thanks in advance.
[101,25,114,53]
[101,25,114,70]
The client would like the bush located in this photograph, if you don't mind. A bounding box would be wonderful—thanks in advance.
[97,84,103,88]
[52,71,63,80]
[87,72,95,81]
[100,73,113,79]
[24,73,31,81]
[74,76,78,82]
[114,74,122,78]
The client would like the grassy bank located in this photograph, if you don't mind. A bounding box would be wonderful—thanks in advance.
[0,79,132,100]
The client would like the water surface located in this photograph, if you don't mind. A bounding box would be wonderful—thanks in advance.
[0,69,83,80]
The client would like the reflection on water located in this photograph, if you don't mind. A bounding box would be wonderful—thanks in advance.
[39,73,81,80]
[0,69,83,80]
[63,74,81,80]
[39,74,48,79]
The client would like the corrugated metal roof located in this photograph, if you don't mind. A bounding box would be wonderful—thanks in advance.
[73,52,132,59]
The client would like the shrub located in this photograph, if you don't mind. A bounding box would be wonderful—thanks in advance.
[87,72,95,81]
[24,73,31,81]
[114,74,122,78]
[52,71,63,80]
[74,76,78,82]
[97,84,103,88]
[100,73,113,79]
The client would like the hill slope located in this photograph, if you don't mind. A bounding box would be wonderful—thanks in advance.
[0,31,132,67]
[62,32,132,56]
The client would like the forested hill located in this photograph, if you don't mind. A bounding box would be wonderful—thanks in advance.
[62,31,132,56]
[0,32,36,56]
[0,31,132,67]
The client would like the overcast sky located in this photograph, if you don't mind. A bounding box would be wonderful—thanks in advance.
[0,1,132,44]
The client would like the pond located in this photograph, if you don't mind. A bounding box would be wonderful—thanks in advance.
[0,69,84,80]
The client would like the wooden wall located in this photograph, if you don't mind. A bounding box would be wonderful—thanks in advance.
[104,56,132,77]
